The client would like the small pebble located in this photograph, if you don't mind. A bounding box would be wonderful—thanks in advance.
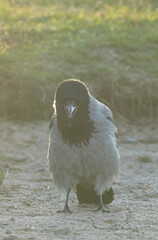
[38,168,46,172]
[9,217,15,222]
[6,229,12,234]
[48,225,57,229]
[31,226,36,230]
[127,137,138,143]
[23,226,36,232]
[54,227,70,235]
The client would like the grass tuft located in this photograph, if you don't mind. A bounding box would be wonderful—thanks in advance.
[137,155,152,163]
[0,171,5,185]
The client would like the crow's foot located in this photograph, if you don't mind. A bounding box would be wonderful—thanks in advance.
[93,206,110,213]
[57,205,72,214]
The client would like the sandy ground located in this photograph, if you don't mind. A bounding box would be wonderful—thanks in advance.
[0,120,158,240]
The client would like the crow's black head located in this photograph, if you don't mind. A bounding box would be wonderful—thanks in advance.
[54,79,95,146]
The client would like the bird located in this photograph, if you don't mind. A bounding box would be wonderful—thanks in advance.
[47,79,120,212]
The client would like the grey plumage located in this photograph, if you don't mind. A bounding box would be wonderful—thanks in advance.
[47,79,120,212]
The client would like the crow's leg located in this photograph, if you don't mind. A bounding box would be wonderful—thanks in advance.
[94,194,110,212]
[57,189,72,213]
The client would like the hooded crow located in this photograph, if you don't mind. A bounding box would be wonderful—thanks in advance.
[47,79,120,212]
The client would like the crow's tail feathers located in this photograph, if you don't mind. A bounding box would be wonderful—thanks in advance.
[76,184,114,205]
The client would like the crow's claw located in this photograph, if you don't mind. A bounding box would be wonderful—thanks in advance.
[93,204,110,213]
[57,206,72,214]
[93,207,110,213]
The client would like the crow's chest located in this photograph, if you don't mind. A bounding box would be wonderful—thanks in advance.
[51,129,108,175]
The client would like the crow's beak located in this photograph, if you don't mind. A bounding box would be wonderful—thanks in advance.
[65,105,77,118]
[64,102,78,127]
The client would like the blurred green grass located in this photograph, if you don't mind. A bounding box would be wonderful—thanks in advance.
[0,0,158,120]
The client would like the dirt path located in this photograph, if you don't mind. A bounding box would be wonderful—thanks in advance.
[0,120,158,240]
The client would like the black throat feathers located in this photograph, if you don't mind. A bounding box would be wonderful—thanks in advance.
[58,120,95,146]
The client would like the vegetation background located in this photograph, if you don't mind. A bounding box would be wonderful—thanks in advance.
[0,0,158,120]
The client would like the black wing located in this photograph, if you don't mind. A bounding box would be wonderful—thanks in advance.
[76,184,114,205]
